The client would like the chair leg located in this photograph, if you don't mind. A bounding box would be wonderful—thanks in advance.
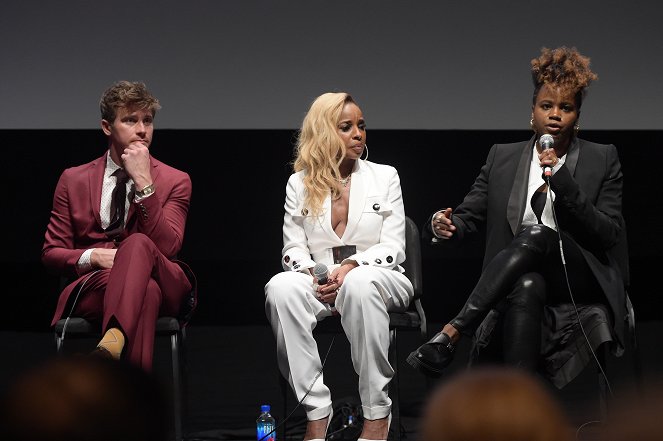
[181,328,189,440]
[171,332,183,441]
[630,330,644,399]
[597,346,609,422]
[388,329,401,441]
[279,374,289,441]
[56,334,64,353]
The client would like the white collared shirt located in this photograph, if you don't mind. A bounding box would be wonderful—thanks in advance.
[100,152,133,229]
[521,142,566,231]
[77,152,134,273]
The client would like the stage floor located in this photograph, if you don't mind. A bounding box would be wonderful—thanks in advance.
[2,321,661,441]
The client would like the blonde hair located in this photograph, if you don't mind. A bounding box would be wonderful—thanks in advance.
[421,367,572,441]
[293,92,356,216]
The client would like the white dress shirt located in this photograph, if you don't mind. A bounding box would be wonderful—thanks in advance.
[76,152,135,273]
[521,143,566,231]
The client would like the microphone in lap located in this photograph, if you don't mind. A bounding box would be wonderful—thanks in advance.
[313,262,336,310]
[313,263,329,285]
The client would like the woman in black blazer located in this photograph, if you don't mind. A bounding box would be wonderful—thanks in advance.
[408,47,626,386]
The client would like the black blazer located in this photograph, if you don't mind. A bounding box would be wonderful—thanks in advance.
[425,136,627,342]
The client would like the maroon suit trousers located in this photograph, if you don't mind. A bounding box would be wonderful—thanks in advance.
[70,233,191,369]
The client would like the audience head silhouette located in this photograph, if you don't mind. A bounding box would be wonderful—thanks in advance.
[421,367,571,441]
[0,355,168,441]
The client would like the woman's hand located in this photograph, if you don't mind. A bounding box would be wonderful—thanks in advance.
[433,208,456,239]
[538,148,559,170]
[316,262,359,304]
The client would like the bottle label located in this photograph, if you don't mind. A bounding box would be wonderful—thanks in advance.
[257,423,275,441]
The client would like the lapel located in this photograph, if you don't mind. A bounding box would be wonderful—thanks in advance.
[90,154,107,228]
[341,160,367,241]
[319,196,338,240]
[564,138,580,176]
[506,138,534,235]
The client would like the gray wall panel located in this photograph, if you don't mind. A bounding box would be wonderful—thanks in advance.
[1,1,661,129]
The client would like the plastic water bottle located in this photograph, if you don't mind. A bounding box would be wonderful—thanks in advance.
[256,404,276,441]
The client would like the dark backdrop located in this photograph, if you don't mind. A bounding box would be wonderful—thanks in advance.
[2,129,660,331]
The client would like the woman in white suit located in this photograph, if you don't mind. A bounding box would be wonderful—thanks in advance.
[265,92,413,441]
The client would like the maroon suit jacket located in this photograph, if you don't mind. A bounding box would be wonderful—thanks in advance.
[42,152,194,325]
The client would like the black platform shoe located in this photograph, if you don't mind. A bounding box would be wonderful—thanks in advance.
[406,332,456,378]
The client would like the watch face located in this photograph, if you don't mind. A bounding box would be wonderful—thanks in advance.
[137,184,154,197]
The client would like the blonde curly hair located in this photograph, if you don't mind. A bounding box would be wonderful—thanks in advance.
[293,92,356,216]
[531,46,598,108]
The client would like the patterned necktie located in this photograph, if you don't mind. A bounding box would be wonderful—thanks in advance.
[105,168,130,237]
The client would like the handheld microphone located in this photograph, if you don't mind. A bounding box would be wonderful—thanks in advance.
[540,134,555,177]
[313,263,329,285]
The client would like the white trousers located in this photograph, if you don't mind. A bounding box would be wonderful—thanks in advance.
[264,266,413,421]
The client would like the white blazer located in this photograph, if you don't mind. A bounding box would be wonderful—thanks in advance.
[280,159,406,274]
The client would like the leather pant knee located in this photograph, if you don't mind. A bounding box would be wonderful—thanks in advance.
[450,224,557,334]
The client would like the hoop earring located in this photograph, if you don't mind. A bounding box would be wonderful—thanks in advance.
[574,123,580,136]
[361,144,369,161]
[530,117,535,131]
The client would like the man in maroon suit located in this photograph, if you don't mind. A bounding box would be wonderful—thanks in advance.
[42,81,195,370]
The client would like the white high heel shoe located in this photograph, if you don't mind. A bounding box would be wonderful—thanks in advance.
[357,412,392,441]
[308,408,333,441]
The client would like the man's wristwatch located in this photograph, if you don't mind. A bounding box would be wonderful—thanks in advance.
[135,183,155,198]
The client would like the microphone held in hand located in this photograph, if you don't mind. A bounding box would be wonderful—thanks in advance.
[540,134,554,150]
[540,134,555,177]
[313,263,329,285]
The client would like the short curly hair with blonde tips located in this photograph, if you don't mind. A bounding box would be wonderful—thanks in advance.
[531,46,598,108]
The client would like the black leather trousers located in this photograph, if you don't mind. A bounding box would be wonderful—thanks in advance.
[450,223,604,369]
[450,224,557,329]
[501,272,547,369]
[450,225,559,369]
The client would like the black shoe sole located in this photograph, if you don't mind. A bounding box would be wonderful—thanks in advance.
[406,350,444,378]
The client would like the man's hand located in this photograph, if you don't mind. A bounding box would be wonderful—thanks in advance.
[91,248,117,269]
[122,143,152,190]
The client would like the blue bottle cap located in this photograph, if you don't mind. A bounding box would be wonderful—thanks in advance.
[261,404,271,412]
